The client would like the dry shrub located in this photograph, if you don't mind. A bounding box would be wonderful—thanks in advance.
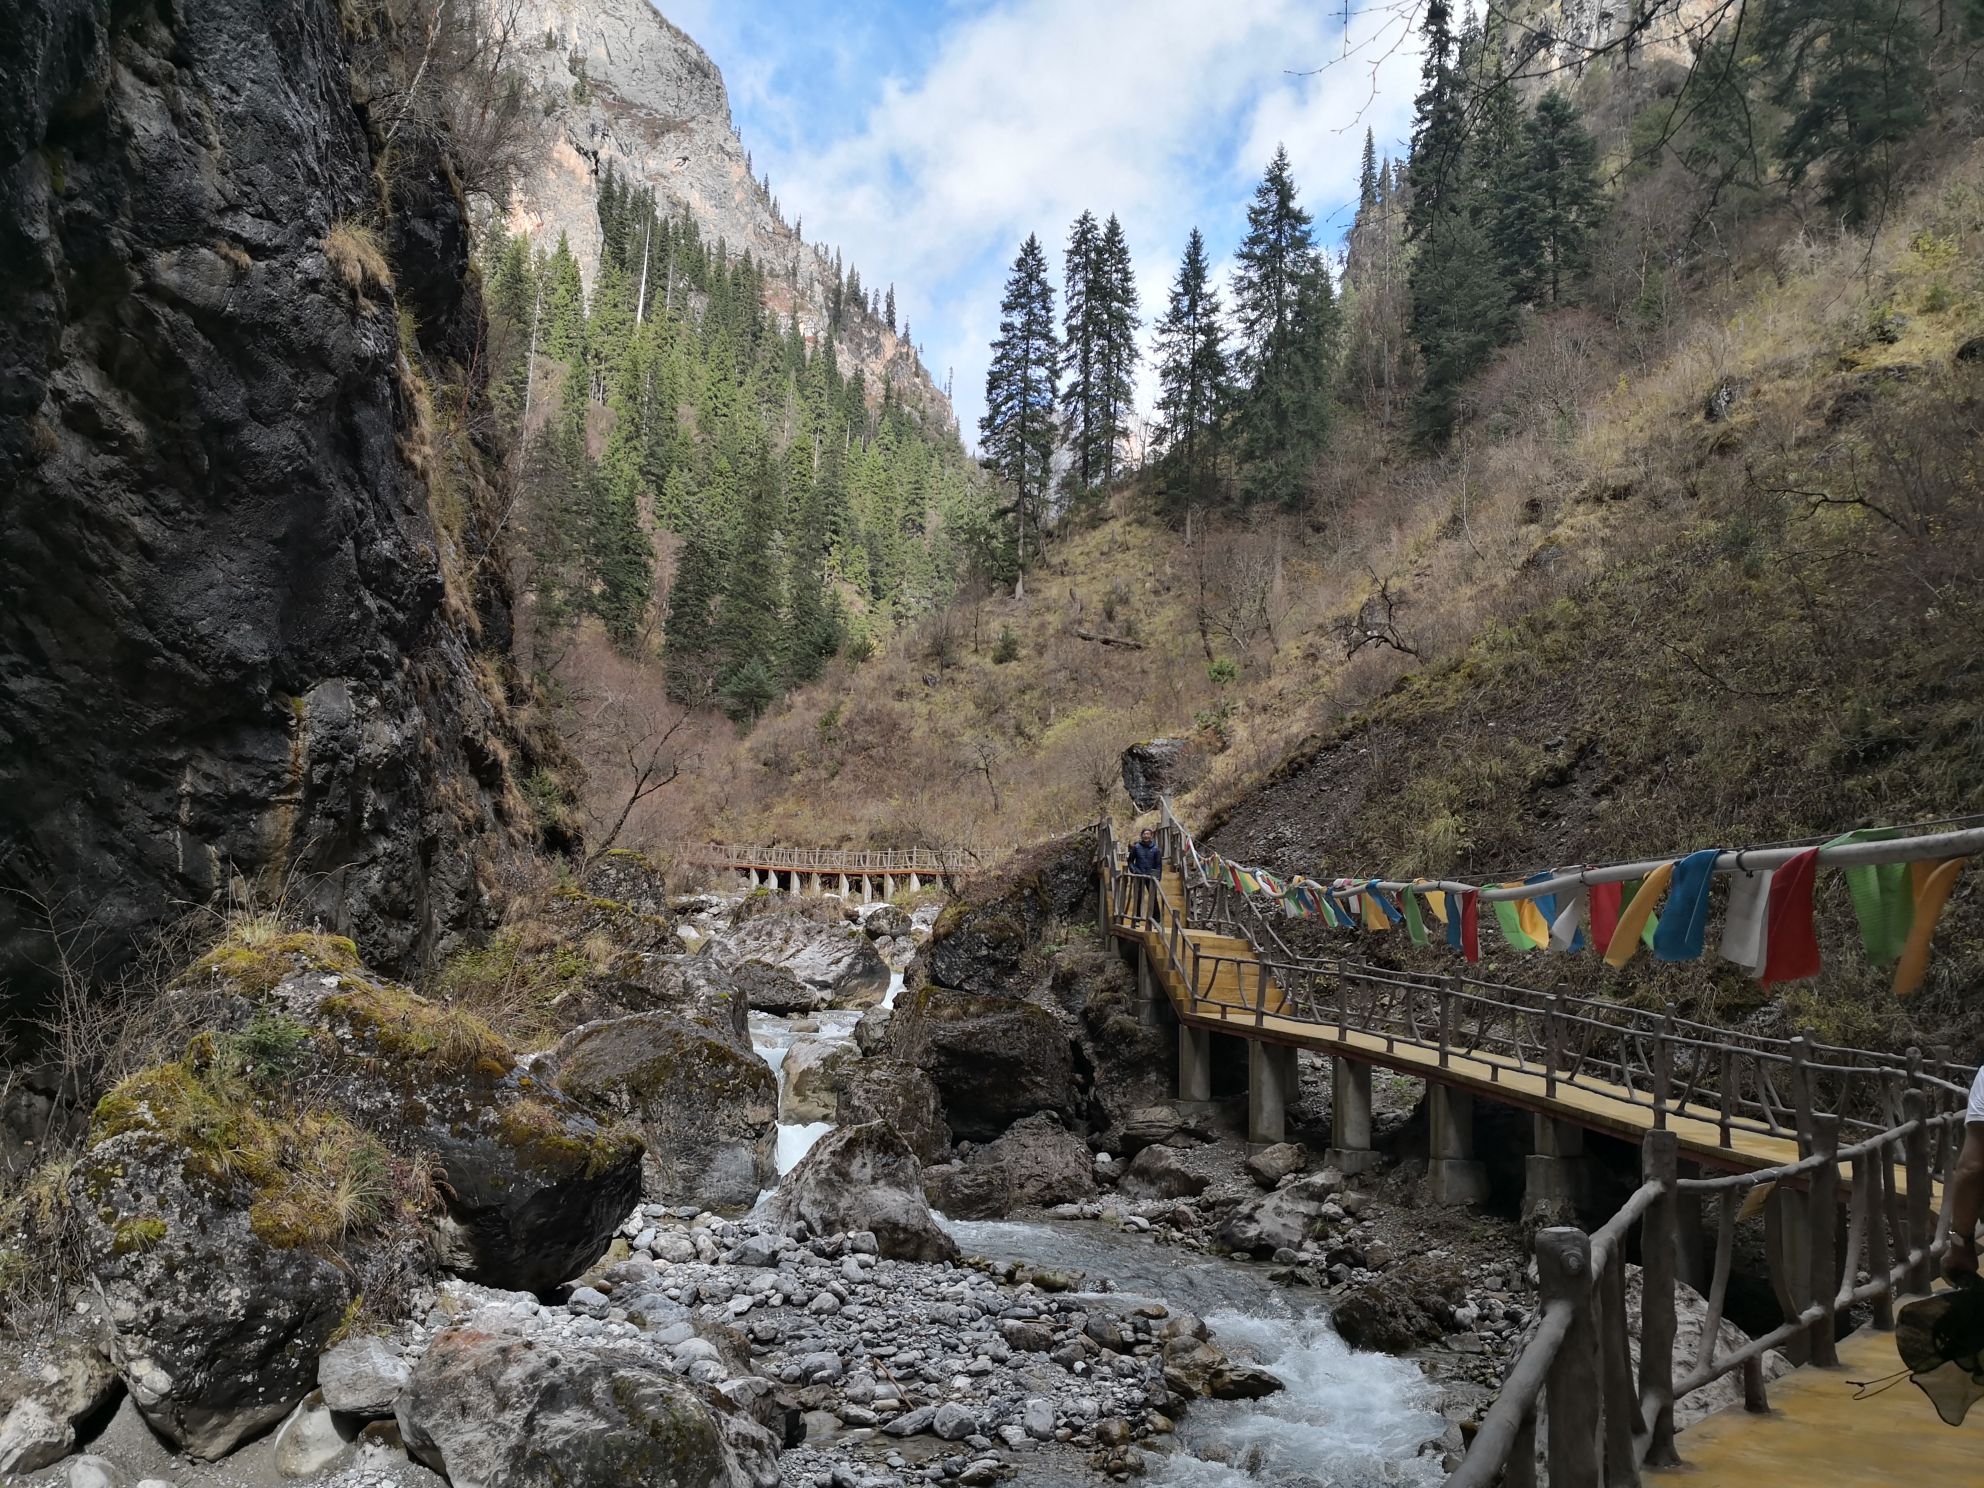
[324,220,391,299]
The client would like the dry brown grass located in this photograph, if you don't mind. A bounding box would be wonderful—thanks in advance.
[324,220,391,301]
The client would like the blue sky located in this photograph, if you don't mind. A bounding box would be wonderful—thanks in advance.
[660,0,1426,435]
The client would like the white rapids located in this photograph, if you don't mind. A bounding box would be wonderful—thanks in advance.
[750,969,905,1178]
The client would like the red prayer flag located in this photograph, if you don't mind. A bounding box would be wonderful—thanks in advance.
[1762,847,1822,986]
[1458,889,1480,964]
[1587,880,1622,955]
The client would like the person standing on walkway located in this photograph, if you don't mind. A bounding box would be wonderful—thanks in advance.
[1944,1065,1984,1282]
[1126,828,1163,877]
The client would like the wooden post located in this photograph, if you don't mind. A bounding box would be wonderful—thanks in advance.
[1808,1113,1840,1367]
[1598,1245,1640,1488]
[1640,1129,1681,1466]
[1545,994,1563,1100]
[1863,1152,1894,1331]
[1718,1043,1736,1148]
[1536,1228,1600,1487]
[1742,1353,1769,1413]
[1506,1408,1537,1488]
[1789,1034,1814,1146]
[1439,975,1458,1069]
[1904,1088,1933,1295]
[1653,1013,1674,1131]
[1254,961,1269,1028]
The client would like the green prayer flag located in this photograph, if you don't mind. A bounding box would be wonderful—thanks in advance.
[1491,898,1536,951]
[1621,878,1661,948]
[1828,828,1913,964]
[1403,889,1428,947]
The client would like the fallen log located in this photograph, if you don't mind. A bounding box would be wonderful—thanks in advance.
[1072,628,1146,650]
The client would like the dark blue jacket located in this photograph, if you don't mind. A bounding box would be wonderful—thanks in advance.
[1126,840,1163,875]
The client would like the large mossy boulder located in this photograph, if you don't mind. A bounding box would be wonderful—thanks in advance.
[546,1013,776,1214]
[914,830,1095,997]
[839,1058,950,1165]
[399,1325,776,1487]
[766,1122,957,1263]
[891,987,1078,1141]
[72,936,641,1458]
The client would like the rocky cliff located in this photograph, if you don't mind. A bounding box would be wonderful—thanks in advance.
[1497,0,1720,88]
[504,0,951,424]
[0,0,540,1012]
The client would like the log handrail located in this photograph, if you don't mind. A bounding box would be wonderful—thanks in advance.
[663,841,970,874]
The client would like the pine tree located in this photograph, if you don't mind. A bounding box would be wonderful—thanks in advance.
[1058,210,1104,492]
[1231,146,1332,502]
[1761,0,1929,227]
[713,438,785,718]
[1152,227,1231,501]
[1498,90,1604,306]
[1096,214,1141,487]
[979,234,1059,575]
[541,232,587,365]
[884,283,897,334]
[782,463,838,686]
[1359,128,1380,208]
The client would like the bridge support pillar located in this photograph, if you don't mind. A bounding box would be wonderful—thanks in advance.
[860,875,873,903]
[908,871,921,895]
[837,873,850,896]
[1178,1023,1213,1108]
[1523,1116,1588,1227]
[1428,1086,1490,1205]
[1247,1041,1298,1148]
[1327,1058,1382,1176]
[748,868,762,890]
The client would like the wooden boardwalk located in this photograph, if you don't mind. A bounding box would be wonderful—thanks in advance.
[1099,810,1977,1488]
[1648,1320,1984,1485]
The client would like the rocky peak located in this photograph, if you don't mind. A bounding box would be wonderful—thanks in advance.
[1496,0,1721,89]
[505,0,951,425]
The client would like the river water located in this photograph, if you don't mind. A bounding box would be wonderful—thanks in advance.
[739,913,1446,1486]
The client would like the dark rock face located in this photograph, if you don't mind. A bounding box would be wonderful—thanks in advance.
[766,1122,957,1263]
[546,1013,776,1214]
[398,1325,774,1487]
[0,0,529,1015]
[1119,739,1204,812]
[891,987,1078,1142]
[915,830,1095,998]
[839,1058,950,1165]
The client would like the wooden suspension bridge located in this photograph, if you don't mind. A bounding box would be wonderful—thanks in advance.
[1098,804,1982,1488]
[667,841,968,900]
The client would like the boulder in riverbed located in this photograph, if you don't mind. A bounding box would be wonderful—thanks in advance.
[891,987,1078,1140]
[722,900,891,1011]
[1244,1142,1309,1189]
[546,1013,776,1214]
[838,1058,951,1165]
[765,1122,958,1263]
[1118,1143,1207,1200]
[398,1325,776,1487]
[0,1340,120,1474]
[973,1113,1096,1208]
[780,1036,860,1125]
[1212,1170,1343,1256]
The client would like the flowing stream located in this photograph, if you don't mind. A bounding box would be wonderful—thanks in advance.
[740,918,1443,1485]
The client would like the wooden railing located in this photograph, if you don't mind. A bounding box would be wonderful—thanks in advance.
[1096,806,1975,1488]
[1446,1107,1963,1488]
[665,842,969,874]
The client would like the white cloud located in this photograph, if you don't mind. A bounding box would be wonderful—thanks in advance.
[725,0,1425,436]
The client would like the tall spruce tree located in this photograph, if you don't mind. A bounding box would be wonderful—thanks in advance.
[1761,0,1930,227]
[1151,227,1232,501]
[1499,90,1604,306]
[1231,146,1333,502]
[713,438,785,721]
[662,501,723,705]
[1058,211,1105,492]
[1359,128,1380,208]
[979,234,1059,574]
[1096,214,1141,488]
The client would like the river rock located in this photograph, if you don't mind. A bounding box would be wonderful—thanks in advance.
[1213,1170,1342,1256]
[1115,1105,1210,1155]
[1117,1144,1207,1200]
[547,1012,776,1214]
[862,904,912,940]
[765,1122,958,1263]
[398,1325,775,1487]
[923,1161,1011,1220]
[892,988,1078,1140]
[317,1337,409,1416]
[839,1059,951,1164]
[1330,1256,1467,1354]
[974,1113,1095,1208]
[1625,1265,1793,1428]
[723,901,891,1010]
[273,1390,348,1477]
[781,1036,861,1124]
[0,1340,119,1474]
[1159,1338,1284,1402]
[1244,1142,1309,1188]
